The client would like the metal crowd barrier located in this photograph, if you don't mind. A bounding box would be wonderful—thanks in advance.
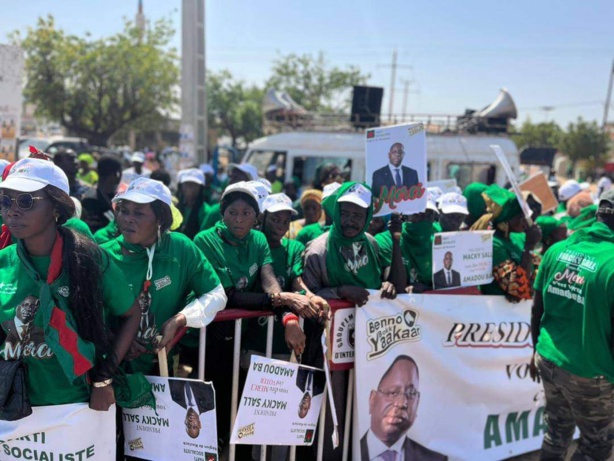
[192,288,481,461]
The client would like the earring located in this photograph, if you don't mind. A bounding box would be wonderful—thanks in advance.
[157,225,161,241]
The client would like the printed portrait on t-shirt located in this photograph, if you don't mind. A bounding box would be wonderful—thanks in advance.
[339,242,370,276]
[136,289,158,346]
[1,295,48,360]
[236,276,249,291]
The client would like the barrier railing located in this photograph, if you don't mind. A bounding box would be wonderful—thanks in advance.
[190,287,482,461]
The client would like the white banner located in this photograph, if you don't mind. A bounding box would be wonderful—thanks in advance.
[432,231,494,289]
[354,293,544,461]
[366,123,427,216]
[0,403,115,460]
[231,356,325,446]
[330,306,356,370]
[123,377,218,461]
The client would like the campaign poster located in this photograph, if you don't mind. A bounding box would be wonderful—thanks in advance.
[0,403,115,460]
[427,179,459,194]
[330,305,356,370]
[366,123,427,216]
[354,292,546,461]
[230,356,325,446]
[123,377,218,461]
[432,231,494,290]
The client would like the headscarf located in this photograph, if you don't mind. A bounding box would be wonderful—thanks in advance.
[463,182,488,221]
[324,182,382,289]
[300,189,323,207]
[470,184,522,235]
[535,216,561,242]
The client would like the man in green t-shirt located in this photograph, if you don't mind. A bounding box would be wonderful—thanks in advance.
[530,189,614,460]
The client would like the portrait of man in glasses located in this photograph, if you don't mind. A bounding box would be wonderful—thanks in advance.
[361,355,447,461]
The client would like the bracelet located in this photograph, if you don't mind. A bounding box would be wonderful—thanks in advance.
[283,314,299,327]
[271,292,283,308]
[92,378,113,388]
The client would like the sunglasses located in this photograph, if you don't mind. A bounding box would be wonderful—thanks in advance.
[0,193,47,212]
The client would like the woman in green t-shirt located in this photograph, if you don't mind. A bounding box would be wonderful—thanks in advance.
[244,193,329,358]
[176,168,210,240]
[0,158,141,409]
[103,177,227,375]
[471,184,541,302]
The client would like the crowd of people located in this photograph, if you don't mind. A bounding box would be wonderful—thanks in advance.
[0,146,613,460]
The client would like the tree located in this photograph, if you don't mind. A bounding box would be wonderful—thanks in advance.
[266,52,369,112]
[510,118,563,149]
[206,70,264,147]
[11,15,179,146]
[559,118,609,170]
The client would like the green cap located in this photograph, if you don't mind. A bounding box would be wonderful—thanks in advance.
[482,184,522,224]
[463,182,488,219]
[536,216,560,240]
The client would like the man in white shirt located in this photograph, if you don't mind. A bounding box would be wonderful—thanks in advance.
[361,355,447,461]
[122,152,152,185]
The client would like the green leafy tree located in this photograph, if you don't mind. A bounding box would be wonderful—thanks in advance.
[559,118,609,170]
[266,52,369,111]
[206,70,264,147]
[11,15,179,146]
[510,118,563,149]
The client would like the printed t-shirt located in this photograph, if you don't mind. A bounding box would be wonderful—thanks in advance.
[194,228,273,292]
[243,239,305,355]
[102,232,221,373]
[534,222,614,381]
[0,245,133,406]
[480,233,524,296]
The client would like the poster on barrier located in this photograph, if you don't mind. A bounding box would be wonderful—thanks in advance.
[123,376,218,461]
[329,305,356,370]
[432,231,494,290]
[230,356,325,446]
[353,293,545,461]
[366,123,427,217]
[0,403,115,460]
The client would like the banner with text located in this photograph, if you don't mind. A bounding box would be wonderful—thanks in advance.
[366,123,427,216]
[231,356,325,446]
[123,377,218,461]
[330,305,356,370]
[354,293,544,461]
[432,231,494,290]
[0,403,115,460]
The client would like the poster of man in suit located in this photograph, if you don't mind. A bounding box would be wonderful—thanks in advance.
[366,123,427,216]
[432,252,461,289]
[170,379,216,439]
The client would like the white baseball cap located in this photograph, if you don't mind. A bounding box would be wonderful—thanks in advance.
[338,183,372,209]
[178,168,205,186]
[322,182,342,199]
[558,180,581,201]
[426,192,439,213]
[598,177,612,191]
[263,193,298,215]
[255,177,272,194]
[112,177,172,208]
[199,163,214,176]
[247,180,271,212]
[0,158,69,194]
[131,152,145,163]
[427,186,443,203]
[229,163,259,181]
[0,159,10,175]
[579,182,590,191]
[266,165,277,173]
[221,181,260,205]
[438,192,469,215]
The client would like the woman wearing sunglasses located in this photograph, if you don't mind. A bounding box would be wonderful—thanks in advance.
[102,177,227,375]
[0,158,141,410]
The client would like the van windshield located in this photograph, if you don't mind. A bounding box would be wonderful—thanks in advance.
[446,163,496,190]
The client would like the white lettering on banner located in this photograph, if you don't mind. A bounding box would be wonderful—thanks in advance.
[354,294,545,460]
[366,309,422,359]
[443,322,531,348]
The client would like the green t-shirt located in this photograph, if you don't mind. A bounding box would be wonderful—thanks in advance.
[194,227,273,292]
[102,232,221,374]
[94,220,119,245]
[64,218,95,240]
[296,223,329,246]
[179,203,209,237]
[243,239,305,355]
[375,221,440,287]
[534,222,614,381]
[480,233,525,296]
[0,246,133,406]
[202,203,222,230]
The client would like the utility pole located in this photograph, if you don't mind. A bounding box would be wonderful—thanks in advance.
[400,78,419,122]
[378,49,411,121]
[541,106,554,122]
[603,59,614,130]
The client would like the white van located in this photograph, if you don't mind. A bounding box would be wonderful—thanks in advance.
[242,131,519,190]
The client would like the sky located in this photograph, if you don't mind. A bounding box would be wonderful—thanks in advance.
[3,0,614,128]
